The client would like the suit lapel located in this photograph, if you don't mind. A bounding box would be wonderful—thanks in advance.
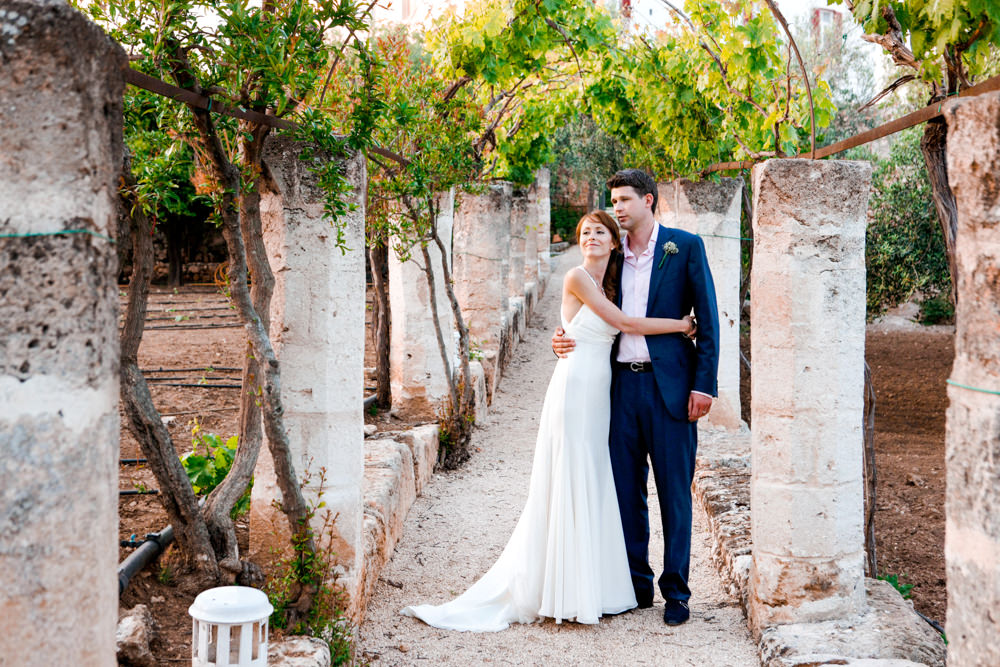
[647,225,673,316]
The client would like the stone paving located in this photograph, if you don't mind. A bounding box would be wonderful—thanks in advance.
[357,247,759,666]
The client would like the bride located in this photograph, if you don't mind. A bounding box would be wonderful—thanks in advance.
[401,210,695,631]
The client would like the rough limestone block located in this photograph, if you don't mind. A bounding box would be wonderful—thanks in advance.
[389,189,455,418]
[757,580,945,667]
[360,438,417,613]
[657,178,744,430]
[453,183,512,394]
[534,168,552,285]
[394,424,440,495]
[749,159,871,631]
[943,91,1000,667]
[269,637,332,667]
[467,361,489,424]
[0,5,124,664]
[250,136,366,614]
[116,605,156,667]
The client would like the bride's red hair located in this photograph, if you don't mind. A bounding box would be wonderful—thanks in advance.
[575,210,622,303]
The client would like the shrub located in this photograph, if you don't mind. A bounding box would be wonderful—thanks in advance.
[866,127,952,318]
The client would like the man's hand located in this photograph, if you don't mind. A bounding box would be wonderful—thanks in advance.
[688,392,713,422]
[552,327,576,358]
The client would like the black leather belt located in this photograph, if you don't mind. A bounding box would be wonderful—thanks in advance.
[615,361,653,373]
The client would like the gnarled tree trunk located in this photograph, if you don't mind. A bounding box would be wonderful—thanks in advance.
[119,154,220,586]
[920,116,959,305]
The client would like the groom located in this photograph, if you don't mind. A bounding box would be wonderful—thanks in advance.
[553,169,719,625]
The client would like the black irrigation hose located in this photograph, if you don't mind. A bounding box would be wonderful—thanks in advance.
[141,367,241,373]
[153,383,242,388]
[120,458,148,465]
[144,376,241,382]
[915,609,946,636]
[120,489,159,496]
[143,324,244,330]
[117,525,174,595]
[364,394,377,410]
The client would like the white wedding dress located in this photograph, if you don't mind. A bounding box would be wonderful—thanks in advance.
[401,269,637,631]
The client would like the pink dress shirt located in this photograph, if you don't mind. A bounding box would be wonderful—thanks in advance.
[616,225,658,363]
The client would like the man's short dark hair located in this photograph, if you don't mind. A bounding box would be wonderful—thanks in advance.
[607,169,658,213]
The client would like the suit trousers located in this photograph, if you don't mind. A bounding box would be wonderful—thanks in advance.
[609,366,697,603]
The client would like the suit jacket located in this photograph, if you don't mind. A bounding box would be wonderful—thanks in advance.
[612,225,720,421]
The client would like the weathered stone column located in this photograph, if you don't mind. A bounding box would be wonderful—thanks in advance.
[388,189,455,418]
[251,137,367,612]
[453,183,512,398]
[0,5,124,664]
[507,188,529,342]
[748,159,871,631]
[534,168,552,285]
[943,92,1000,666]
[656,178,744,431]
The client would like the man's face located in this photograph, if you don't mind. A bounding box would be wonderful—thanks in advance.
[610,186,653,233]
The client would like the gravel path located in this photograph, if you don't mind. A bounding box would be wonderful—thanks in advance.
[358,248,759,666]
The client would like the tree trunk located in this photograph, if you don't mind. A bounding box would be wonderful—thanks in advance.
[202,123,273,584]
[173,64,318,620]
[920,117,959,305]
[430,220,475,469]
[119,154,220,585]
[369,238,391,409]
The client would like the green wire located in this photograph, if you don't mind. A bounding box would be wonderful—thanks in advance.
[698,233,752,242]
[946,379,1000,397]
[0,229,116,244]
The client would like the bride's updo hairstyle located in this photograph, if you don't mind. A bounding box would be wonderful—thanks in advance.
[575,210,622,303]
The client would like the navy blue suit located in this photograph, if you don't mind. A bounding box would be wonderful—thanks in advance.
[609,225,720,604]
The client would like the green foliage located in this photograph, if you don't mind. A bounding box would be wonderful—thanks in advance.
[80,0,382,247]
[550,205,585,242]
[156,563,175,586]
[180,420,252,518]
[918,294,954,324]
[878,572,914,599]
[266,469,353,665]
[842,0,999,87]
[865,128,951,317]
[587,0,836,177]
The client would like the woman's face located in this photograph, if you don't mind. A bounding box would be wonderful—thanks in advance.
[579,219,615,260]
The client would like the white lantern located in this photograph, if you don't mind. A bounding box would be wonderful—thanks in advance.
[189,586,274,667]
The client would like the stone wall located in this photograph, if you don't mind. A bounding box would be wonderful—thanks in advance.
[0,3,125,663]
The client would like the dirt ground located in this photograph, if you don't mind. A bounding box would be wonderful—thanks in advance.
[117,285,246,664]
[119,282,952,662]
[740,323,952,625]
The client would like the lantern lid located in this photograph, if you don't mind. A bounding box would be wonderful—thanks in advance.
[189,586,274,624]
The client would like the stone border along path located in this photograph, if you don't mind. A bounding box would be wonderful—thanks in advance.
[358,246,759,666]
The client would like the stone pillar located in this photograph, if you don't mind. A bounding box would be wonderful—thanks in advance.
[748,159,871,631]
[388,189,455,418]
[509,188,528,299]
[534,168,552,285]
[508,188,529,342]
[943,92,1000,666]
[656,178,744,431]
[453,183,512,398]
[0,5,124,664]
[251,137,367,610]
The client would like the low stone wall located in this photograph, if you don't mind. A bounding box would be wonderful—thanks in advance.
[694,427,947,666]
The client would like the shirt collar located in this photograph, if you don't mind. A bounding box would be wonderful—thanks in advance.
[622,223,659,260]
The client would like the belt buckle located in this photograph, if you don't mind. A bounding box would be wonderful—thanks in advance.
[629,361,645,372]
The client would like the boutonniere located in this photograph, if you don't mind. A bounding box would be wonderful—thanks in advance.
[657,241,679,269]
